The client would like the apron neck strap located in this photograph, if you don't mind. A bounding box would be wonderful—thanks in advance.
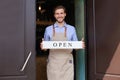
[53,24,67,37]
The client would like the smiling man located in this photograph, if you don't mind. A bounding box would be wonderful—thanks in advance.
[41,5,84,80]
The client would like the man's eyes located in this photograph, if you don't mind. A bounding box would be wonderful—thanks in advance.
[56,13,64,15]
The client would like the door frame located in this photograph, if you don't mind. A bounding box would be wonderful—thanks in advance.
[75,0,87,80]
[25,0,36,80]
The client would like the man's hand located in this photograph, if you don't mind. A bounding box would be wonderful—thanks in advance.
[40,38,47,51]
[81,37,85,49]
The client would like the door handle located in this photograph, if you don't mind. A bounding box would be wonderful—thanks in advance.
[20,51,32,71]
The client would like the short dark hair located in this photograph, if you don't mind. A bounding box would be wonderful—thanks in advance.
[53,5,66,13]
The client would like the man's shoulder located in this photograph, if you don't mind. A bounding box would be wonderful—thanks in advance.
[66,24,75,29]
[46,25,53,30]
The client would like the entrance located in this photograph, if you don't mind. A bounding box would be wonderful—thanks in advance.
[36,0,86,80]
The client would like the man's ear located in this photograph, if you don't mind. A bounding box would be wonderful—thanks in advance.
[65,13,66,17]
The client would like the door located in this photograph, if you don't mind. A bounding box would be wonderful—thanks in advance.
[0,0,36,80]
[87,0,120,80]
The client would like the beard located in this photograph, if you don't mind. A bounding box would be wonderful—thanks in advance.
[56,17,65,23]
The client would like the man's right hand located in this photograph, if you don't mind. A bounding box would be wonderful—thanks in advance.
[40,38,47,51]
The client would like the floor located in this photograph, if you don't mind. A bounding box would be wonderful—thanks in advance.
[36,55,48,80]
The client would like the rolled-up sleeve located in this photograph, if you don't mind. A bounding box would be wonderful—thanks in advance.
[44,28,50,41]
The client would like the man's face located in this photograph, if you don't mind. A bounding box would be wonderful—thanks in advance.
[54,9,66,23]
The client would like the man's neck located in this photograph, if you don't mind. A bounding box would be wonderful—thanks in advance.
[57,21,65,27]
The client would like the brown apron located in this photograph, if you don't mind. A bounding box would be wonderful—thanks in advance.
[47,26,74,80]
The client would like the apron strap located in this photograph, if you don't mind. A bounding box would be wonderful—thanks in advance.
[53,24,67,37]
[64,27,67,37]
[53,25,55,37]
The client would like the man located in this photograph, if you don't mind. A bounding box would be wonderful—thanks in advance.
[41,5,84,80]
